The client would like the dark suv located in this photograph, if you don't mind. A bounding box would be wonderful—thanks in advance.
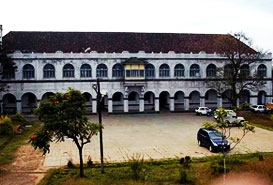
[197,128,230,153]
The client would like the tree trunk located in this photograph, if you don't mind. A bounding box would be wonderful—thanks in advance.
[78,146,85,177]
[231,83,237,108]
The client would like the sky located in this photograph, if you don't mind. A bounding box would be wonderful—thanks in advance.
[1,0,273,53]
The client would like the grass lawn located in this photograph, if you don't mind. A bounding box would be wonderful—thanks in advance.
[38,153,273,185]
[0,121,41,165]
[239,111,273,130]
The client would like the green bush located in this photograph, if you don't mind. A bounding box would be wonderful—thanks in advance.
[238,102,251,111]
[179,170,187,184]
[0,115,13,135]
[128,153,145,181]
[179,156,191,169]
[11,113,28,126]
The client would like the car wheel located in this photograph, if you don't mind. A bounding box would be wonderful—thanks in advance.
[209,145,214,152]
[198,140,202,146]
[226,121,231,126]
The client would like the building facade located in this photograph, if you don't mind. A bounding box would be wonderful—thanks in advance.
[1,31,272,114]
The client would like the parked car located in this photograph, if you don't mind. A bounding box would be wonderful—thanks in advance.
[197,128,230,153]
[214,109,244,126]
[195,107,212,116]
[225,115,245,126]
[249,105,268,113]
[214,109,236,119]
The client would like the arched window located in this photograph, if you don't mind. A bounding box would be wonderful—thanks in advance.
[96,64,108,78]
[23,64,35,79]
[112,64,124,78]
[224,64,233,78]
[43,64,55,78]
[190,64,200,77]
[2,62,15,79]
[174,64,185,77]
[159,64,170,77]
[257,64,267,77]
[63,64,74,78]
[240,64,250,77]
[206,64,216,77]
[145,64,155,77]
[80,64,92,78]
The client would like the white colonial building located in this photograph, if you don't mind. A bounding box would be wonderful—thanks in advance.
[0,31,272,114]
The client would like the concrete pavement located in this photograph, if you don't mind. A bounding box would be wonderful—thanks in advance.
[43,113,273,167]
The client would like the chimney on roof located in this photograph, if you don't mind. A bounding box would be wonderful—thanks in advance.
[0,25,2,50]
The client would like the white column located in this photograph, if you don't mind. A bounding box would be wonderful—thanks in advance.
[217,96,222,108]
[124,99,128,112]
[184,97,189,110]
[139,99,144,112]
[16,101,22,113]
[250,96,257,105]
[170,98,175,112]
[236,98,240,107]
[108,99,113,113]
[200,97,205,107]
[155,98,159,112]
[92,99,97,113]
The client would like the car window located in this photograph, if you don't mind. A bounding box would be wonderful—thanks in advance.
[209,131,222,140]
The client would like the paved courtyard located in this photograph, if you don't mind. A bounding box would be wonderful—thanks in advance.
[43,112,273,167]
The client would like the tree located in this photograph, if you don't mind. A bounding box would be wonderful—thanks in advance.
[206,32,266,107]
[203,107,255,182]
[30,88,101,177]
[0,48,17,92]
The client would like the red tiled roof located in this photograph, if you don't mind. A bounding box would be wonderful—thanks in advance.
[2,31,253,54]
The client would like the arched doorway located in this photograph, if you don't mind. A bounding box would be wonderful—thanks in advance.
[112,92,124,112]
[222,90,232,108]
[189,91,200,110]
[159,91,170,111]
[82,92,92,114]
[174,91,184,111]
[2,93,17,114]
[21,93,37,114]
[144,91,155,112]
[239,90,250,105]
[258,91,267,105]
[128,91,139,112]
[205,89,218,109]
[41,92,55,101]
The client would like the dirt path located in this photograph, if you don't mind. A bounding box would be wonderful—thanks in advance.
[0,144,49,185]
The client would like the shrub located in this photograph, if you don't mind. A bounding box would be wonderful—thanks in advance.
[11,113,28,126]
[238,102,251,111]
[179,156,192,183]
[67,159,74,168]
[179,156,191,169]
[87,155,93,167]
[179,170,187,184]
[128,153,145,181]
[0,115,13,135]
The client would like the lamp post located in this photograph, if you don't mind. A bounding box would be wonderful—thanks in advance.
[92,78,105,173]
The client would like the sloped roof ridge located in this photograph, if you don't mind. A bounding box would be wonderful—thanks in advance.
[3,31,230,53]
